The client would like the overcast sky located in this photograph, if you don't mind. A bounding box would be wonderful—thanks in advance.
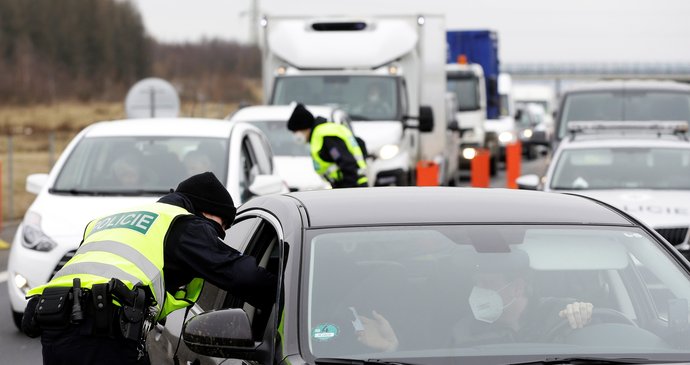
[130,0,690,64]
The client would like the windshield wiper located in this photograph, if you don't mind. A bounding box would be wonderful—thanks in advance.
[49,188,169,196]
[508,356,677,365]
[49,188,101,195]
[315,358,418,365]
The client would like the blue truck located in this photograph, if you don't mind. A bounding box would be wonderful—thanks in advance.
[446,30,500,120]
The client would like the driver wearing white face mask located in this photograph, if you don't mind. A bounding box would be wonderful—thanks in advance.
[453,260,593,345]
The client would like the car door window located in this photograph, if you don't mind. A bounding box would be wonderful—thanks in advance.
[195,214,283,336]
[195,217,262,311]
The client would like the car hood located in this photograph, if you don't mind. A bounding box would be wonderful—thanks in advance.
[27,194,161,243]
[350,121,402,152]
[563,190,690,228]
[274,156,329,191]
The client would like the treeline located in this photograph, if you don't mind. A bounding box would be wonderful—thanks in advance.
[0,0,261,104]
[153,40,261,104]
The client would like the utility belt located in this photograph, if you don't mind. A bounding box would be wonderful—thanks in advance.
[25,278,154,346]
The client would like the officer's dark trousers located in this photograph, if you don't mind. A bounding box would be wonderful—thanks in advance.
[41,325,150,365]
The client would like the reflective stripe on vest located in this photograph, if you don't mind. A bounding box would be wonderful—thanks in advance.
[310,122,368,185]
[27,202,201,320]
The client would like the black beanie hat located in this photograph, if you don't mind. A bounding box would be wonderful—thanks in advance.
[287,103,315,131]
[176,172,236,227]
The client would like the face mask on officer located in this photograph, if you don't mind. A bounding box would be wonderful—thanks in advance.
[468,281,516,323]
[293,131,307,145]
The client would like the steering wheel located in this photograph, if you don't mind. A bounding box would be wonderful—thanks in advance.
[545,307,638,341]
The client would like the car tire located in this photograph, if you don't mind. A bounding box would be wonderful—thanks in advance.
[12,310,23,330]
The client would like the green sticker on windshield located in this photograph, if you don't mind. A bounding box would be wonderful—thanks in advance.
[312,323,339,342]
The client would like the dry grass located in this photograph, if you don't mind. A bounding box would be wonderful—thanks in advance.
[0,100,245,221]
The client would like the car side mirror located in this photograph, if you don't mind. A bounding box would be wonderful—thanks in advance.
[249,175,287,196]
[26,173,49,195]
[516,174,540,190]
[418,106,434,132]
[183,308,260,359]
[403,106,434,132]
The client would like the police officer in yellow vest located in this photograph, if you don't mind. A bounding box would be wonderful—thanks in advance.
[287,103,368,188]
[22,172,277,365]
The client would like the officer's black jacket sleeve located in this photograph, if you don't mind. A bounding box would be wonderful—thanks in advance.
[319,136,359,188]
[164,215,277,311]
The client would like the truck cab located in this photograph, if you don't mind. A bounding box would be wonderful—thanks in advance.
[260,15,456,186]
[446,62,499,175]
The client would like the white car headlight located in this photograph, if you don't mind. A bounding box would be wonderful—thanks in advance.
[498,131,516,144]
[21,212,57,252]
[521,129,533,139]
[462,147,477,160]
[378,144,400,160]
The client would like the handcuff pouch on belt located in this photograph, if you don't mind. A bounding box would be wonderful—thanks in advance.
[34,286,73,330]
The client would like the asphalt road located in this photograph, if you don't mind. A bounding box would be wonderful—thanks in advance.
[0,154,548,363]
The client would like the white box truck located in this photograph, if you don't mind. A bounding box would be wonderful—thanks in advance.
[259,14,458,186]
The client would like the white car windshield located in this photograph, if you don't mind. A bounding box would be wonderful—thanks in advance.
[305,225,690,363]
[52,136,228,194]
[272,76,401,121]
[250,121,311,157]
[550,147,690,190]
[558,91,690,139]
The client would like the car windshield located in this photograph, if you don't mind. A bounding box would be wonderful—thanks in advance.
[249,120,311,157]
[52,136,228,194]
[550,147,690,190]
[272,76,401,121]
[305,225,690,364]
[558,91,690,139]
[447,74,480,111]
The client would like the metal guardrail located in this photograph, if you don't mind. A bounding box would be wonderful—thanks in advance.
[504,63,690,81]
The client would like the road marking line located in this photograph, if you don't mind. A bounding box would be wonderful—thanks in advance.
[0,271,8,283]
[0,239,9,249]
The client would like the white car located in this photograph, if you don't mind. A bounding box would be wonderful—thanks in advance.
[227,105,356,191]
[7,118,286,328]
[517,121,690,258]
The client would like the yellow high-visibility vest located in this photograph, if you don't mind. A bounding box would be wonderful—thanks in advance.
[28,202,204,320]
[311,122,368,186]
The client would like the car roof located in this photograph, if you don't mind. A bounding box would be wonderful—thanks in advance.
[227,105,339,123]
[82,118,241,138]
[563,80,690,94]
[244,187,635,228]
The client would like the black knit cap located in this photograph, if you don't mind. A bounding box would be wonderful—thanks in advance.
[287,103,315,131]
[175,172,236,227]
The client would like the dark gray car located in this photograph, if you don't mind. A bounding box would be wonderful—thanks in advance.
[148,187,690,365]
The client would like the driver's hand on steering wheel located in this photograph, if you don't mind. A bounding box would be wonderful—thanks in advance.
[558,302,593,329]
[355,310,399,352]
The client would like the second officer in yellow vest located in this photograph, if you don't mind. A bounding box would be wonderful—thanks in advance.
[22,172,277,365]
[287,103,368,188]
